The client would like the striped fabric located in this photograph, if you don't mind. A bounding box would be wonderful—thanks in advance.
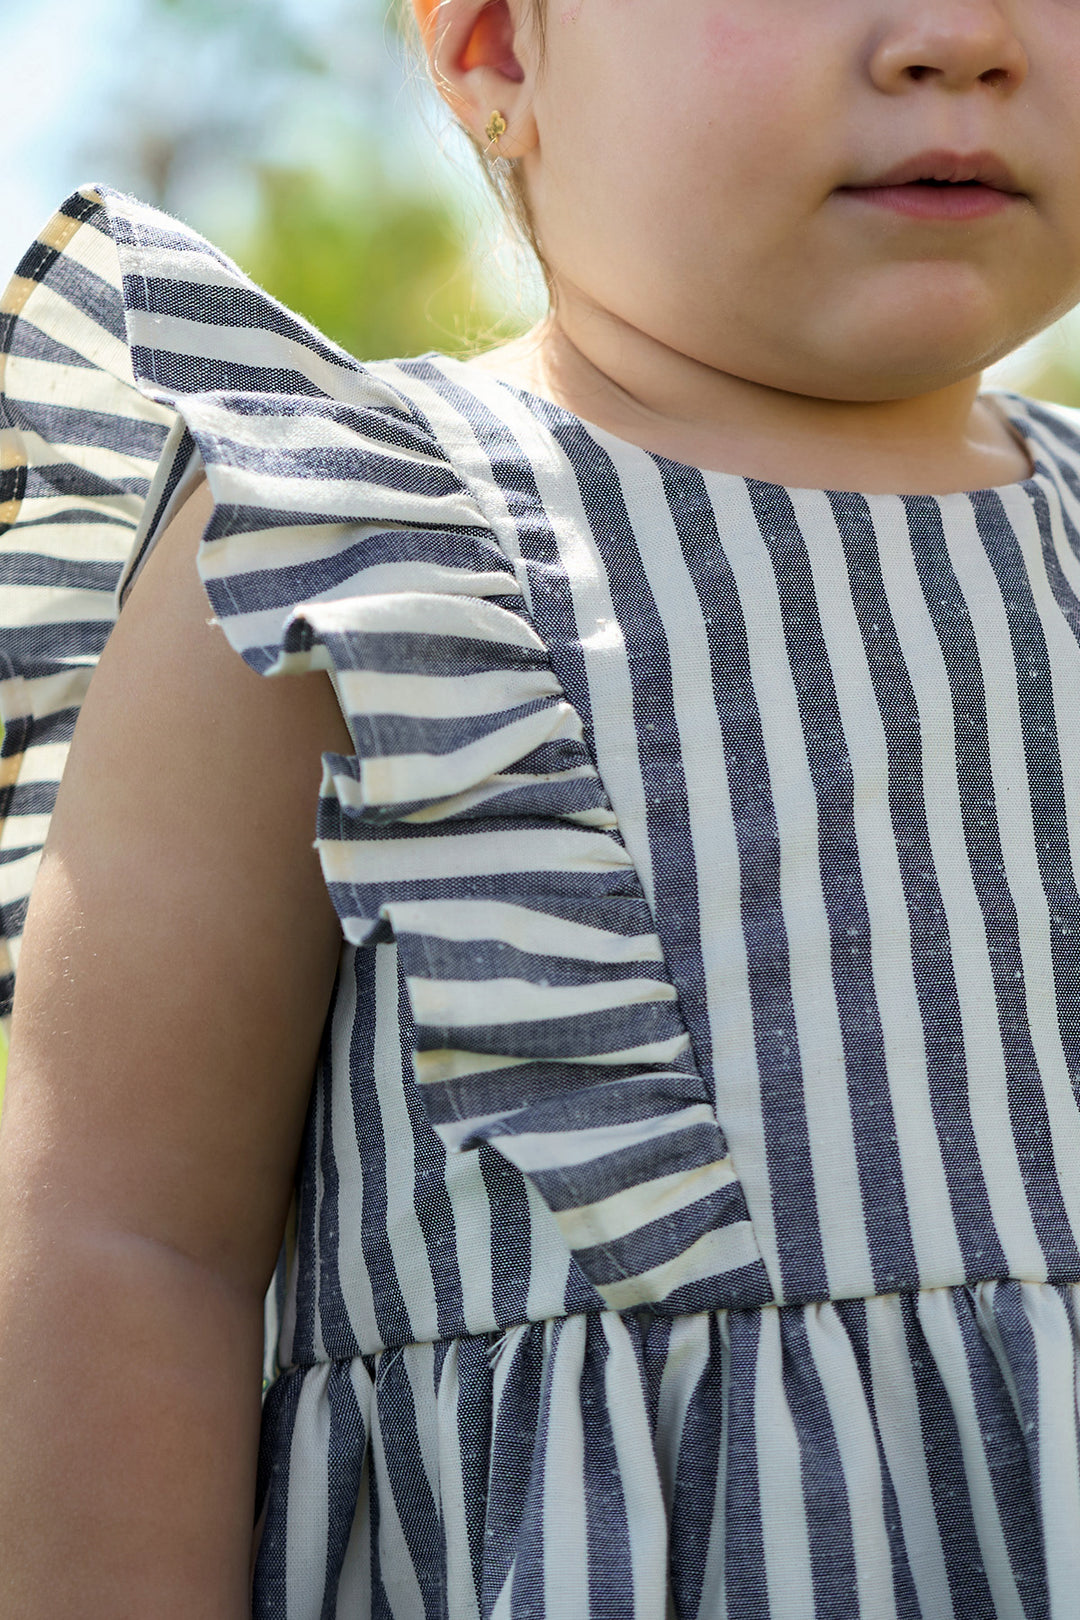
[5,186,1080,1616]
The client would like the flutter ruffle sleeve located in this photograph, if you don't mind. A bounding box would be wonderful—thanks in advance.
[0,184,769,1314]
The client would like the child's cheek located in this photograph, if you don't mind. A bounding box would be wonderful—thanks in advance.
[700,12,803,92]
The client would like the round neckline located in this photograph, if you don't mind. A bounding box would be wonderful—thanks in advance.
[435,354,1046,504]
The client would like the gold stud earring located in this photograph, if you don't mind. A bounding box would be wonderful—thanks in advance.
[484,110,508,149]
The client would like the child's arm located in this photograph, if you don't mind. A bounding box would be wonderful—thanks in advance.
[0,480,354,1617]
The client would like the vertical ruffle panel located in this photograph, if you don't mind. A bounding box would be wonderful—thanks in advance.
[263,594,772,1317]
[0,182,771,1313]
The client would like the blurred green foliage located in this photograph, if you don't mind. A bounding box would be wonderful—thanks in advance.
[226,159,511,360]
[72,0,529,361]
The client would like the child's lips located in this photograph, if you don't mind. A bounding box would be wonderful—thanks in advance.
[838,182,1021,221]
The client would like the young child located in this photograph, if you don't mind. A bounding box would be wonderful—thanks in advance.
[2,1,1080,1615]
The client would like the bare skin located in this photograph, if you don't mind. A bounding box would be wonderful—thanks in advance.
[0,480,354,1615]
[420,0,1080,495]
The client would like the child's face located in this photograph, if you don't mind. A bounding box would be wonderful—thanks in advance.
[523,0,1080,401]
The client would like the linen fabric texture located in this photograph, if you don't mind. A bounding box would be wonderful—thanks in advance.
[4,184,1080,1618]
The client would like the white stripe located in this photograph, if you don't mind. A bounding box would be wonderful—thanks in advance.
[698,1310,732,1620]
[43,197,125,287]
[386,897,664,963]
[317,823,633,884]
[203,456,484,526]
[5,350,153,422]
[334,1360,377,1613]
[419,1031,694,1115]
[877,493,1045,1280]
[285,1365,331,1620]
[407,972,677,1028]
[602,1314,670,1618]
[340,714,587,811]
[542,1318,592,1620]
[434,1341,483,1620]
[444,1133,497,1336]
[309,1037,329,1365]
[321,665,563,723]
[712,477,874,1297]
[800,488,963,1285]
[524,1170,574,1321]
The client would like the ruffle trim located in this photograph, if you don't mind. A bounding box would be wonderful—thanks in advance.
[0,183,772,1313]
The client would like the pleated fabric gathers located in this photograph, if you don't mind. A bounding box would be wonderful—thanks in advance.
[5,184,1080,1617]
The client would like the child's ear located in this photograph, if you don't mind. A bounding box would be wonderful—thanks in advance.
[412,0,539,159]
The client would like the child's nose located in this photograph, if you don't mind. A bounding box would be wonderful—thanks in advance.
[867,2,1029,95]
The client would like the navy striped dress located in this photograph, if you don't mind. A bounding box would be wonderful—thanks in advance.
[4,185,1080,1619]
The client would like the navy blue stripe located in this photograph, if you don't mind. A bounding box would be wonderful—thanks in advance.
[571,1184,751,1286]
[251,1364,304,1614]
[723,1308,769,1616]
[412,1000,686,1061]
[507,1320,559,1620]
[668,1312,724,1620]
[398,933,668,989]
[480,1142,532,1325]
[5,323,99,370]
[902,1294,999,1616]
[450,1334,495,1606]
[196,526,512,615]
[346,700,563,762]
[8,401,167,460]
[4,782,59,819]
[529,1120,729,1211]
[0,550,123,593]
[104,207,237,268]
[322,1360,368,1620]
[200,433,469,502]
[370,1351,445,1614]
[397,361,598,741]
[311,990,362,1361]
[130,345,328,400]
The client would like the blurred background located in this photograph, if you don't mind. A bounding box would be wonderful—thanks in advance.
[0,0,545,361]
[3,0,1080,1110]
